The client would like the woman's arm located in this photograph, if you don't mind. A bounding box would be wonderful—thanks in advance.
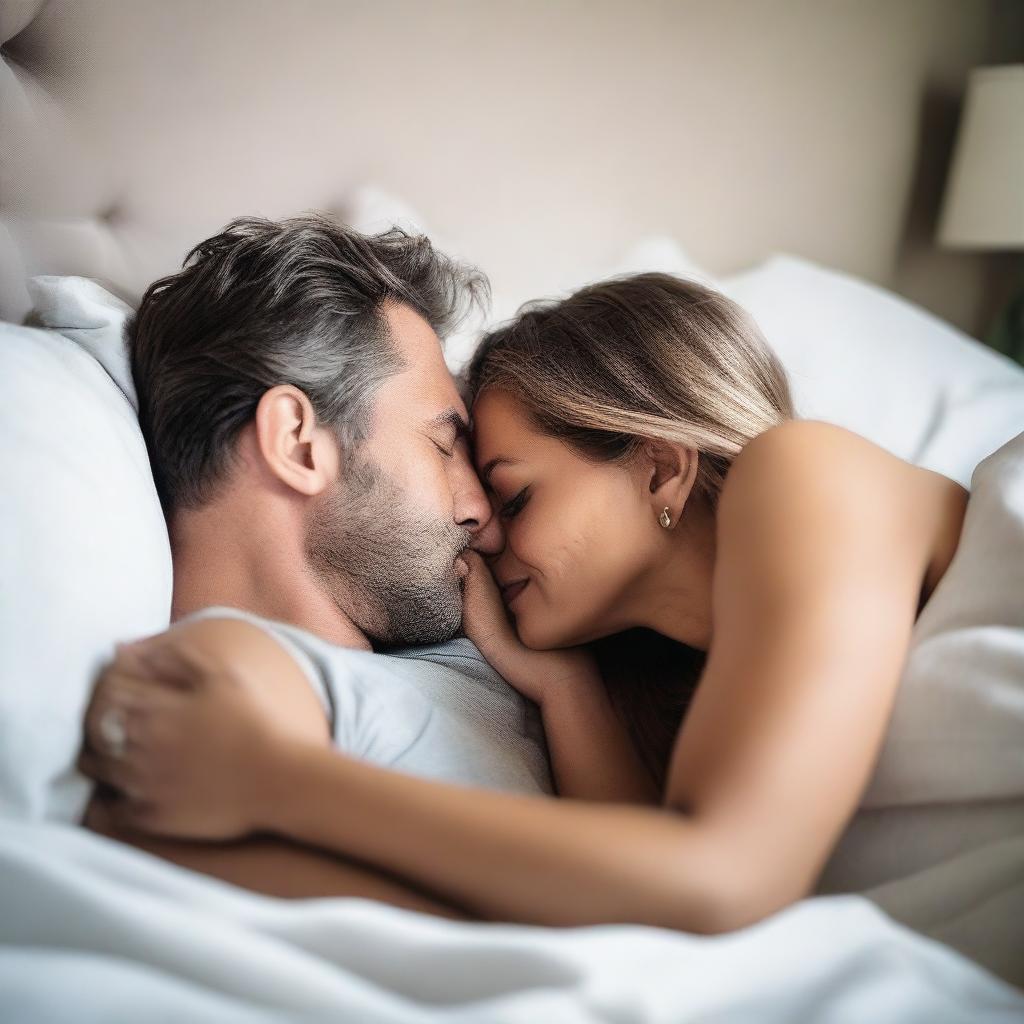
[661,422,934,915]
[80,620,735,931]
[538,673,661,803]
[459,548,660,804]
[78,619,471,918]
[81,793,471,919]
[254,739,723,928]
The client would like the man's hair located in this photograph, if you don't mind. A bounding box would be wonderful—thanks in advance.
[127,213,488,516]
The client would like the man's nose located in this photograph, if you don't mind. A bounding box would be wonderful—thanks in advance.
[455,472,506,556]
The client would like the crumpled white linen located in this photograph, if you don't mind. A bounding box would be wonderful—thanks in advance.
[1,819,1022,1023]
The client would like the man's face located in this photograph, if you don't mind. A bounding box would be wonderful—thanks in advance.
[303,302,501,647]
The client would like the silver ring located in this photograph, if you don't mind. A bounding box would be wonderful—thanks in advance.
[98,706,128,759]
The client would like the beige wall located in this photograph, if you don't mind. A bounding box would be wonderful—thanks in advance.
[1,0,1020,336]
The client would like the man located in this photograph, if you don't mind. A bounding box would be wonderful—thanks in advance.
[82,213,510,919]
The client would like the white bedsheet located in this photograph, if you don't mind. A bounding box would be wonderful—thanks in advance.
[1,819,1022,1023]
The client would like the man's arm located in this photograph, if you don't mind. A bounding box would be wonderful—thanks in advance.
[81,793,470,919]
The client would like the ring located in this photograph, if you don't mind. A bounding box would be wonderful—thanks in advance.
[98,706,128,759]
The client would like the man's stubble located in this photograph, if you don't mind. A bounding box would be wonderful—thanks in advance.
[304,453,468,647]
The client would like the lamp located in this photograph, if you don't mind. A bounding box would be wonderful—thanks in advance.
[937,64,1024,365]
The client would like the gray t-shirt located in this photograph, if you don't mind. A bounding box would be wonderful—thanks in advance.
[179,605,553,796]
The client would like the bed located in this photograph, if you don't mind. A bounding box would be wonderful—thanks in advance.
[2,2,1024,1020]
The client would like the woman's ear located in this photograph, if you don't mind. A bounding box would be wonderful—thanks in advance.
[641,438,699,526]
[253,385,339,498]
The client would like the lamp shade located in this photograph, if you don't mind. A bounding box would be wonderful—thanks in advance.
[938,64,1024,250]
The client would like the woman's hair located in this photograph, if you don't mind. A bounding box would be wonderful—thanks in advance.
[460,272,795,791]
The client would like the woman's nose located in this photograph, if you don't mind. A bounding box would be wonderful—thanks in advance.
[469,510,506,557]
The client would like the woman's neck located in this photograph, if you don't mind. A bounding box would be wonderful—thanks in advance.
[616,495,718,653]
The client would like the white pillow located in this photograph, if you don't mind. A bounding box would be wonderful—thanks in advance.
[719,255,1024,487]
[0,277,172,823]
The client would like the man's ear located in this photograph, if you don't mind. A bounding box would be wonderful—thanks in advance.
[640,437,699,527]
[252,385,339,497]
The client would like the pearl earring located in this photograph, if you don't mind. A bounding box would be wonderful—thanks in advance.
[659,507,672,528]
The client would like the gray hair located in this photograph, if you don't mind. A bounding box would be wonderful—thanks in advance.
[127,212,488,516]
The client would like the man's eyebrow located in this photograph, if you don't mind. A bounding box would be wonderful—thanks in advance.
[427,408,472,443]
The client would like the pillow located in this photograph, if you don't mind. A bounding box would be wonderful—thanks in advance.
[28,275,140,411]
[0,277,172,823]
[596,237,1024,487]
[719,255,1024,487]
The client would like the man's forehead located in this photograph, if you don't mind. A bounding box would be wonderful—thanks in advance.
[383,301,442,362]
[380,301,468,427]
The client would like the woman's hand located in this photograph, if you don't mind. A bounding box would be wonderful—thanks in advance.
[78,626,330,841]
[460,549,602,705]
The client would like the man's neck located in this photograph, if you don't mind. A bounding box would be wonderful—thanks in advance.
[168,505,373,652]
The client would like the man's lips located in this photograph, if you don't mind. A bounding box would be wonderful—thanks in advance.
[501,578,529,606]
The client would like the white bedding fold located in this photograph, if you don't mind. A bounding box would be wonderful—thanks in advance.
[1,820,1021,1023]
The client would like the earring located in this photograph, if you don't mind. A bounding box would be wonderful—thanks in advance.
[659,507,672,529]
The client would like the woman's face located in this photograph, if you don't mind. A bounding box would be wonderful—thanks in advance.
[470,388,659,650]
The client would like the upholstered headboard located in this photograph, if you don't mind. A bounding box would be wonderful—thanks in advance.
[1,0,1018,331]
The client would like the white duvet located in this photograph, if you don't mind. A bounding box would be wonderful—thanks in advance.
[1,819,1022,1023]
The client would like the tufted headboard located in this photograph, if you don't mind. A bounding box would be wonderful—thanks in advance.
[1,0,1019,333]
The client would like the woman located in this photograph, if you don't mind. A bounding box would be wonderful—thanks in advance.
[78,272,970,932]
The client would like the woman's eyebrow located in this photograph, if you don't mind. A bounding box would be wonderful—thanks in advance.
[481,457,518,484]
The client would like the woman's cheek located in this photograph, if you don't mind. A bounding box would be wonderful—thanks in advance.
[525,526,597,643]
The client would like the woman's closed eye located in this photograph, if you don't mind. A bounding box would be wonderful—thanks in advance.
[499,487,529,520]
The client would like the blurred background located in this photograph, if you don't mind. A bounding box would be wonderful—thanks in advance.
[1,0,1022,352]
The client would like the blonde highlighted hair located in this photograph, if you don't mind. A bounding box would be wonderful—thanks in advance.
[461,272,795,790]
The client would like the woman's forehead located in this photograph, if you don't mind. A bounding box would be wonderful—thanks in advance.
[472,390,587,474]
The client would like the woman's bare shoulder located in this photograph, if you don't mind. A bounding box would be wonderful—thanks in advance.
[712,419,934,609]
[719,419,912,525]
[720,420,966,604]
[728,419,904,479]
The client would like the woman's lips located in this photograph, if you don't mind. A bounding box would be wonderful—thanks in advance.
[502,578,529,607]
